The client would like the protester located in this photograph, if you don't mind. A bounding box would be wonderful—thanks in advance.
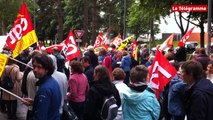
[25,70,38,120]
[120,50,131,85]
[168,61,188,120]
[209,53,213,61]
[49,55,68,117]
[181,60,213,120]
[145,55,155,68]
[195,47,210,71]
[122,65,160,120]
[206,60,213,83]
[84,45,99,68]
[1,58,23,119]
[100,48,113,77]
[16,48,31,72]
[140,52,150,65]
[21,50,41,97]
[129,52,139,69]
[111,50,122,70]
[52,47,65,73]
[80,56,94,86]
[112,68,129,120]
[84,65,121,120]
[67,60,89,120]
[22,54,61,120]
[175,46,186,62]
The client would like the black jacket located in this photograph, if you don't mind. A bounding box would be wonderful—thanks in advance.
[185,78,213,120]
[84,51,99,68]
[84,80,121,120]
[84,65,94,86]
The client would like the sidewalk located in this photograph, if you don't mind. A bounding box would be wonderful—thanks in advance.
[0,101,27,120]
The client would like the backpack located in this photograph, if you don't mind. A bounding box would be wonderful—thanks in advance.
[1,66,15,90]
[61,101,78,120]
[100,95,118,120]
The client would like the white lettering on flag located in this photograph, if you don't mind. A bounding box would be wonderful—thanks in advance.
[149,61,172,89]
[66,44,77,56]
[69,36,76,45]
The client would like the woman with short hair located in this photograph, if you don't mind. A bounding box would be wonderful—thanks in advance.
[112,68,129,120]
[122,65,160,120]
[67,60,89,120]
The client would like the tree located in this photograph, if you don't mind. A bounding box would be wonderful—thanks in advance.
[128,1,153,37]
[54,0,64,43]
[0,0,22,35]
[132,0,174,47]
[174,12,191,37]
[83,0,89,44]
[174,0,209,47]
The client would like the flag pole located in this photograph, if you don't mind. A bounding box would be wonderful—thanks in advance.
[0,86,23,101]
[8,56,33,69]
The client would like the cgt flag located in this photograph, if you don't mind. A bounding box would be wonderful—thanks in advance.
[94,32,108,50]
[63,30,81,62]
[110,34,123,48]
[6,2,38,58]
[178,27,195,47]
[148,50,177,98]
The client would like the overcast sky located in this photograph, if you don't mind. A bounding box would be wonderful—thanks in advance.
[155,13,207,39]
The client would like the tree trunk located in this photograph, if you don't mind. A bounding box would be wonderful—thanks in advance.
[55,0,64,43]
[1,19,7,35]
[200,21,205,48]
[174,12,190,37]
[179,13,185,37]
[150,18,155,48]
[83,0,89,45]
[92,0,97,43]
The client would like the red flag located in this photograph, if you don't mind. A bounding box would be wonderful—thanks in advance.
[63,30,81,62]
[94,32,108,49]
[178,27,195,47]
[6,2,38,56]
[110,35,123,48]
[103,29,109,45]
[148,50,177,98]
[132,39,138,61]
[46,44,64,53]
[159,33,174,51]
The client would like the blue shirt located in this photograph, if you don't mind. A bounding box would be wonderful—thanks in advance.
[31,76,62,120]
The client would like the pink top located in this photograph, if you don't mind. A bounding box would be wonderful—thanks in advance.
[67,73,89,102]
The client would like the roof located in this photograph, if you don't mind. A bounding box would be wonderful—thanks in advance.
[188,33,213,42]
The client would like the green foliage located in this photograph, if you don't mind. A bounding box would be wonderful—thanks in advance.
[0,0,22,34]
[2,0,209,48]
[64,0,83,36]
[127,2,149,36]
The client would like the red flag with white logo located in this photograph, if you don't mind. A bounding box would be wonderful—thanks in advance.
[148,50,177,98]
[110,35,123,48]
[63,30,81,62]
[94,32,108,49]
[6,2,38,58]
[178,27,195,47]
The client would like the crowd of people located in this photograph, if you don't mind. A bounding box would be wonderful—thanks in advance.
[0,43,213,120]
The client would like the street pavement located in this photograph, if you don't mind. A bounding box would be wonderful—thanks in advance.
[0,101,27,120]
